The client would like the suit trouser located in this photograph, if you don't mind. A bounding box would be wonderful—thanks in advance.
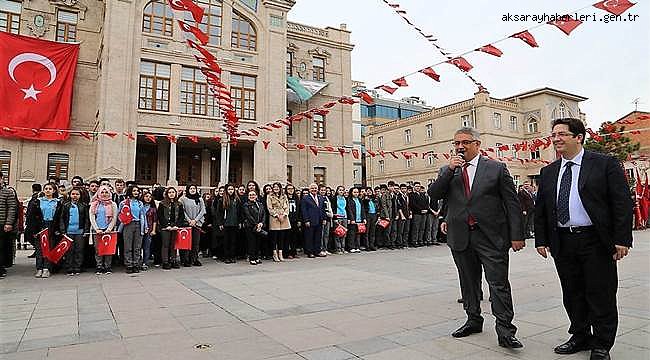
[450,227,517,337]
[160,230,177,265]
[554,230,618,350]
[429,215,439,244]
[180,227,201,264]
[64,234,85,271]
[303,224,322,255]
[389,220,398,247]
[411,214,425,245]
[123,221,143,268]
[423,214,432,244]
[366,213,377,250]
[245,228,261,261]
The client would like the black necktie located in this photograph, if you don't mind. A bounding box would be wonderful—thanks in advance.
[557,161,574,225]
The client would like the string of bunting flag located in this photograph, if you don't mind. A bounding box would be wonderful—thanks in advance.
[362,0,636,99]
[379,0,485,90]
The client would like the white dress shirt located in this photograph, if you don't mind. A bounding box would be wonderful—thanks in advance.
[464,154,480,191]
[556,148,593,227]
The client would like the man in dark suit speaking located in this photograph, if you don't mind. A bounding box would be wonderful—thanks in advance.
[429,127,525,349]
[535,118,632,360]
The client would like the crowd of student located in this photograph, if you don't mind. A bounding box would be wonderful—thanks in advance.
[0,174,446,278]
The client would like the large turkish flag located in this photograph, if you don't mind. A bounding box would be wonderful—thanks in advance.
[0,32,79,141]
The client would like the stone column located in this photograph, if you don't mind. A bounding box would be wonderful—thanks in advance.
[201,148,211,187]
[167,141,178,187]
[219,140,229,186]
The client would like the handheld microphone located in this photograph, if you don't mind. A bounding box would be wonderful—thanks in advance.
[454,149,465,175]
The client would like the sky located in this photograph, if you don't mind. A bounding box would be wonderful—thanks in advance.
[288,0,650,128]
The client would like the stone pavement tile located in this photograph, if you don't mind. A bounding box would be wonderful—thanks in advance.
[619,307,650,321]
[515,321,555,339]
[347,301,412,319]
[0,319,29,332]
[176,312,241,330]
[188,323,261,344]
[516,309,571,329]
[379,311,448,330]
[417,319,466,338]
[408,336,485,359]
[112,308,172,324]
[452,349,520,360]
[0,342,19,354]
[78,311,113,323]
[167,302,220,317]
[78,305,111,315]
[250,315,319,334]
[483,338,557,360]
[262,326,348,353]
[265,354,306,360]
[323,317,406,342]
[27,315,77,329]
[17,334,78,352]
[617,329,650,349]
[618,314,650,332]
[0,329,25,345]
[117,317,184,338]
[528,326,576,347]
[123,331,197,357]
[0,296,38,307]
[381,329,442,346]
[31,307,76,320]
[77,329,121,343]
[337,336,401,356]
[0,311,32,322]
[206,336,293,360]
[0,348,47,360]
[361,346,435,360]
[45,339,127,360]
[298,345,356,360]
[611,342,650,360]
[78,319,118,334]
[22,324,77,341]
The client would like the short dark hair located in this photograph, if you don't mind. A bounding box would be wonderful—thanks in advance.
[89,180,100,186]
[114,178,125,185]
[32,183,42,192]
[399,183,407,188]
[380,184,388,190]
[552,118,586,144]
[413,181,421,186]
[387,181,396,187]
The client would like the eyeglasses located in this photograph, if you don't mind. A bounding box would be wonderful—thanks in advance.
[549,132,576,138]
[452,140,478,146]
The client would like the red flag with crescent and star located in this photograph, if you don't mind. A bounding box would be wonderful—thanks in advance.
[47,235,73,264]
[175,227,193,250]
[96,232,118,256]
[37,228,50,259]
[0,32,79,141]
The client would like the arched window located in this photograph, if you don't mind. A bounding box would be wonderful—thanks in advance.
[142,0,174,36]
[231,11,256,51]
[558,103,567,118]
[187,0,222,46]
[527,118,538,133]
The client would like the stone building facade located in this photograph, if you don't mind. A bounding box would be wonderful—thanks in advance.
[0,0,354,196]
[365,87,588,187]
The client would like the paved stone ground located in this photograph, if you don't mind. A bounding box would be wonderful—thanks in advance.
[1,231,649,360]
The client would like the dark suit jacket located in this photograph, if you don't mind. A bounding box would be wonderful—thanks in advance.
[518,189,535,212]
[534,150,633,256]
[300,194,326,225]
[428,156,524,252]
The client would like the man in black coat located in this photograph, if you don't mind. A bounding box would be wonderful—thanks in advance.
[535,118,632,360]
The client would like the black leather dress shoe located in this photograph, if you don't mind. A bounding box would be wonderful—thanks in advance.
[498,335,523,348]
[451,324,482,338]
[590,349,610,360]
[554,337,591,354]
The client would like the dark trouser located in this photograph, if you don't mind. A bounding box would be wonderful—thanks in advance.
[429,215,439,244]
[394,219,406,247]
[180,227,201,265]
[123,221,143,268]
[142,234,152,266]
[151,232,162,265]
[0,229,15,271]
[160,230,177,265]
[286,222,301,256]
[366,213,377,250]
[65,234,85,272]
[222,227,237,260]
[411,214,426,245]
[450,227,517,337]
[524,211,534,237]
[114,231,124,266]
[303,223,322,255]
[245,227,261,261]
[389,220,398,247]
[346,223,360,250]
[237,228,247,258]
[269,230,287,251]
[554,229,618,350]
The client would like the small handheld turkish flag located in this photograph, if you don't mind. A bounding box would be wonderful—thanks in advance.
[175,227,193,250]
[0,32,79,141]
[118,201,134,225]
[48,235,73,264]
[96,232,118,256]
[37,228,50,259]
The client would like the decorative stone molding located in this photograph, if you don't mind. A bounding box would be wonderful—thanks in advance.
[308,47,332,62]
[287,42,299,52]
[288,22,328,38]
[26,13,50,38]
[49,0,88,20]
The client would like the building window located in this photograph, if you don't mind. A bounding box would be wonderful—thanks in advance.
[56,10,78,42]
[142,0,173,36]
[404,129,412,144]
[139,61,170,111]
[286,52,293,76]
[286,110,293,136]
[378,160,385,173]
[231,11,256,51]
[558,103,567,118]
[513,175,520,187]
[287,165,292,183]
[312,114,326,139]
[312,57,325,82]
[496,143,503,158]
[406,158,413,169]
[186,0,222,46]
[181,67,219,117]
[527,118,539,133]
[377,136,384,149]
[47,153,69,180]
[0,0,21,34]
[493,112,502,129]
[426,124,433,139]
[510,116,517,131]
[0,150,10,181]
[426,153,435,167]
[531,150,541,160]
[230,73,256,121]
[353,169,359,181]
[239,0,257,11]
[461,114,475,128]
[314,167,326,185]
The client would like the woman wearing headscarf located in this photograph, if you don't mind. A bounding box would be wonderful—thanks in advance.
[179,184,206,267]
[89,185,118,275]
